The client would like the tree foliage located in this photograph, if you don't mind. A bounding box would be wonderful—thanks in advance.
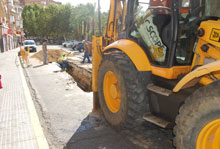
[22,3,108,41]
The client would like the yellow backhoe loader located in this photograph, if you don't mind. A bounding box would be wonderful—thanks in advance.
[91,0,220,148]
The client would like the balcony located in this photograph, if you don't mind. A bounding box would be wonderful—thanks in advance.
[11,9,16,13]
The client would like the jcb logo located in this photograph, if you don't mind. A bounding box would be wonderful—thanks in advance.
[213,32,219,38]
[210,29,220,42]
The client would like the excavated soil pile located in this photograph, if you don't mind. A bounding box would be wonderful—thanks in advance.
[31,49,74,63]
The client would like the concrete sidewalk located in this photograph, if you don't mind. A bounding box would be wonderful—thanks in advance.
[0,49,48,149]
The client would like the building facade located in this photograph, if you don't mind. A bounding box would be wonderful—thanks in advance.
[0,0,24,53]
[0,0,8,52]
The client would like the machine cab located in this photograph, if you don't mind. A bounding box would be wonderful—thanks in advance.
[124,0,220,80]
[125,0,194,79]
[103,0,220,83]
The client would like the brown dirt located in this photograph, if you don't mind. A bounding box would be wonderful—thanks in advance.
[31,49,74,63]
[67,61,92,92]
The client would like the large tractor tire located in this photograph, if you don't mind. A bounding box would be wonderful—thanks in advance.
[98,52,151,128]
[174,80,220,149]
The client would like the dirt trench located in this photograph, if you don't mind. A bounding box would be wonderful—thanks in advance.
[31,49,92,92]
[66,61,92,92]
[31,49,74,63]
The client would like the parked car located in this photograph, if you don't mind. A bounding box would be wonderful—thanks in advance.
[66,40,75,48]
[62,40,73,47]
[23,40,37,53]
[71,41,78,49]
[55,40,64,45]
[62,41,69,47]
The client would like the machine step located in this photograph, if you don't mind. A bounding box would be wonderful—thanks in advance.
[143,114,170,128]
[147,84,172,96]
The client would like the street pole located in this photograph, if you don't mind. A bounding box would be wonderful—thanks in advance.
[98,0,101,36]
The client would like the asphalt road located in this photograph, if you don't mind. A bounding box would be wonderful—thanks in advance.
[25,45,174,149]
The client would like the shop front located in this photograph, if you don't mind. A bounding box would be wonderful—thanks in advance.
[0,25,9,53]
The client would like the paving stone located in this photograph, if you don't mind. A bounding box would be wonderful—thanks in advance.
[0,49,38,149]
[11,139,38,149]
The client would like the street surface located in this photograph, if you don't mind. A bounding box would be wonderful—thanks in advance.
[25,45,174,149]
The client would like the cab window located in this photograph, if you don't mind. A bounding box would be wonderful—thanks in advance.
[175,0,197,65]
[130,0,171,65]
[175,0,220,65]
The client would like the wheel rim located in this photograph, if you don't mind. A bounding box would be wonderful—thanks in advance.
[197,119,220,149]
[103,71,121,113]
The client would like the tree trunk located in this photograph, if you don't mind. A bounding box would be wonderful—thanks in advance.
[87,21,90,41]
[92,17,95,37]
[84,21,86,40]
[63,34,66,41]
[98,0,101,35]
[79,23,82,40]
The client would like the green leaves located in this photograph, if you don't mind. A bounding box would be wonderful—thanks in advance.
[22,3,108,41]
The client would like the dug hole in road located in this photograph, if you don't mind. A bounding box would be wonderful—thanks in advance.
[24,46,174,149]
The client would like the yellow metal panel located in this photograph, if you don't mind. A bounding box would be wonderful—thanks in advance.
[192,39,220,69]
[199,20,220,48]
[196,119,220,149]
[92,36,103,92]
[104,0,127,45]
[103,39,151,71]
[173,60,220,92]
[151,66,191,79]
[199,76,213,86]
[105,0,115,41]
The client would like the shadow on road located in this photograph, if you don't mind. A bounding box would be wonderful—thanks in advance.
[64,114,174,149]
